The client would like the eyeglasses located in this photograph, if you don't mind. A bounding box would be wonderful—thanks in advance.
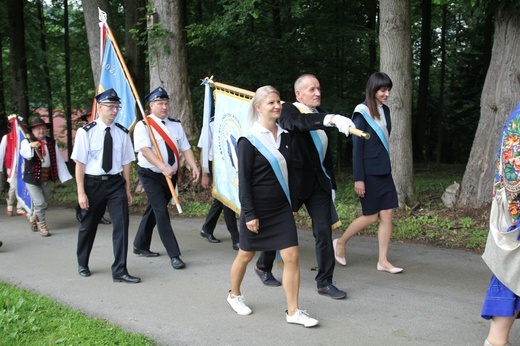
[101,104,122,111]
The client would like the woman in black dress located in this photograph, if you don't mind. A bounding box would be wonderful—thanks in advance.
[333,72,402,274]
[226,86,318,327]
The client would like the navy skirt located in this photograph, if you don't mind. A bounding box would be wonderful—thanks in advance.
[481,275,520,320]
[360,174,398,215]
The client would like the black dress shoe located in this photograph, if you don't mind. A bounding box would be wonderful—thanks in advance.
[78,266,91,277]
[133,247,160,257]
[171,256,185,269]
[254,266,281,287]
[99,216,111,225]
[113,274,141,283]
[233,243,239,251]
[200,229,221,243]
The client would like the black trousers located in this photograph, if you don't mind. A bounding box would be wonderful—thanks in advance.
[202,162,239,243]
[302,180,335,288]
[202,198,239,243]
[76,175,129,276]
[133,167,181,258]
[255,250,277,272]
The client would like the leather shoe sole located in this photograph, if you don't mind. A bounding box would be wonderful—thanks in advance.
[113,274,141,283]
[171,257,186,269]
[133,247,160,257]
[200,230,221,243]
[78,266,91,277]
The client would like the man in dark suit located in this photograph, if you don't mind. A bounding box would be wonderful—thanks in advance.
[276,74,354,299]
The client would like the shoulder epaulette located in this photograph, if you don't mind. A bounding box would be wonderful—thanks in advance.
[167,118,181,123]
[115,123,129,134]
[83,122,97,132]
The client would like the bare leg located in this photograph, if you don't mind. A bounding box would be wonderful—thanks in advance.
[377,209,395,268]
[230,249,255,296]
[486,311,519,346]
[335,213,378,258]
[279,246,299,315]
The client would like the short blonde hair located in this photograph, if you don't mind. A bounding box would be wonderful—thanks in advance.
[248,85,280,123]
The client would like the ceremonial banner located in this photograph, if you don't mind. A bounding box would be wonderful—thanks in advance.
[204,79,342,229]
[98,33,136,129]
[199,79,212,174]
[12,120,32,215]
[212,90,253,213]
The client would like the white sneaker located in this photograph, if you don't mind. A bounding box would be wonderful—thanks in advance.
[227,293,252,315]
[286,309,319,327]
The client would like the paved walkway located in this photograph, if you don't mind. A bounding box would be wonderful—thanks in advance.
[0,207,516,345]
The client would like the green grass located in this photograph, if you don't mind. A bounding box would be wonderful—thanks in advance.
[0,282,154,345]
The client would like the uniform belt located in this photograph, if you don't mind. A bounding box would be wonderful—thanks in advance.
[85,174,120,181]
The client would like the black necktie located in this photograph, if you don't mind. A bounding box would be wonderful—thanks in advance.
[162,121,175,165]
[102,127,113,173]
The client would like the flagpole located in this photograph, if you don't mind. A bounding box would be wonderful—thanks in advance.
[102,22,182,213]
[17,118,45,163]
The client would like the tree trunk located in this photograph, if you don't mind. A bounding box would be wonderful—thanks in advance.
[36,0,54,138]
[457,7,520,208]
[148,0,196,139]
[8,0,29,121]
[414,0,431,162]
[435,4,447,166]
[82,0,111,88]
[366,0,377,74]
[64,0,73,166]
[0,30,7,138]
[379,0,414,206]
[125,0,147,106]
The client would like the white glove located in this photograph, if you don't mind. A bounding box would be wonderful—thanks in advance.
[332,115,355,136]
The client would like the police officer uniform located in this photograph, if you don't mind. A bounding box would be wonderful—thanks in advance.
[71,88,140,283]
[132,87,191,269]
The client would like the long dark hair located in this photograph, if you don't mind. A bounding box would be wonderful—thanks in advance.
[366,72,393,119]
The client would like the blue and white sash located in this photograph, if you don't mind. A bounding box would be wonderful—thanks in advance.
[244,129,291,208]
[293,102,330,179]
[354,104,390,154]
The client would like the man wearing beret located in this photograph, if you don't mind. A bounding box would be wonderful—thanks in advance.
[20,117,72,237]
[71,88,140,283]
[132,86,200,270]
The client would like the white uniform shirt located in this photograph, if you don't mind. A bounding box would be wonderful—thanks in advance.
[250,122,287,149]
[133,114,191,173]
[71,119,135,175]
[20,137,73,183]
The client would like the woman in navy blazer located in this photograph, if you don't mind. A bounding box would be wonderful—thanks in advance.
[333,72,403,274]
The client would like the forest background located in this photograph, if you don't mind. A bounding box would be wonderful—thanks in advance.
[1,0,519,252]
